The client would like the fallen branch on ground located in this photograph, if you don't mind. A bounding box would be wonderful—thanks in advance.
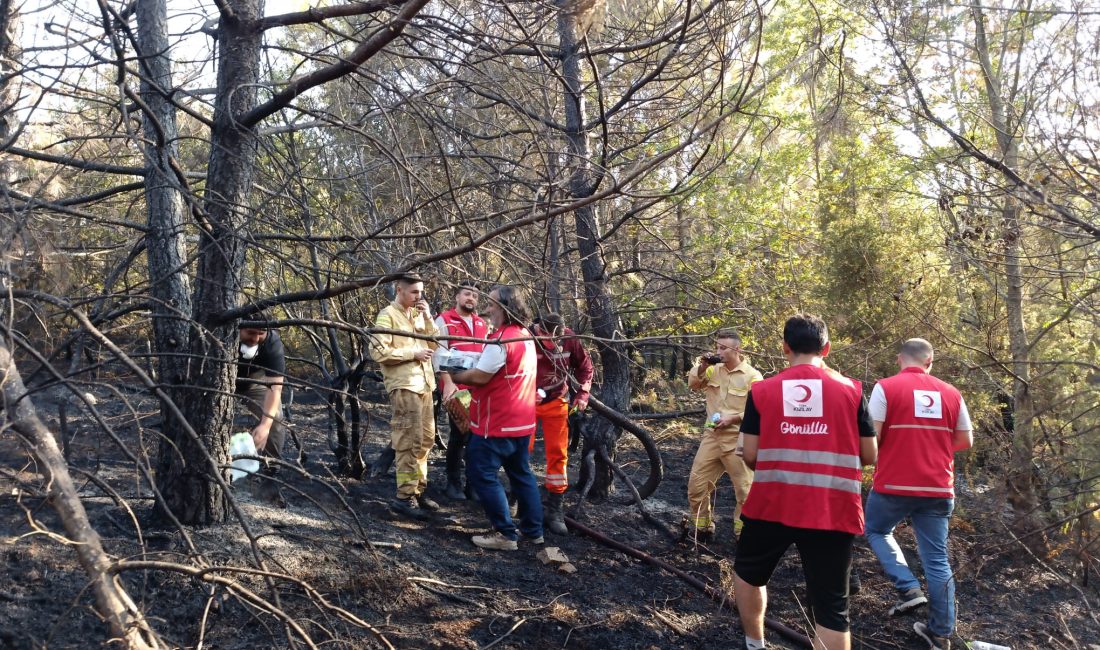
[564,516,813,649]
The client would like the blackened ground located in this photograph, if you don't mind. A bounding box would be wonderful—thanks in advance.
[0,387,1096,649]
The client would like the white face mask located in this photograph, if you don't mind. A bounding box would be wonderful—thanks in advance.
[240,343,259,360]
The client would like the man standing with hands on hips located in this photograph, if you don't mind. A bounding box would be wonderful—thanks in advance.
[369,273,440,520]
[865,338,973,650]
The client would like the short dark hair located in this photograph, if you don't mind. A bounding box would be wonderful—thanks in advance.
[899,338,934,363]
[456,278,480,292]
[240,307,274,329]
[783,314,828,354]
[534,312,565,335]
[715,328,741,344]
[490,285,529,325]
[395,272,423,287]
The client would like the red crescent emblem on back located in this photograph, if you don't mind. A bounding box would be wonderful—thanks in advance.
[921,395,935,407]
[794,384,812,403]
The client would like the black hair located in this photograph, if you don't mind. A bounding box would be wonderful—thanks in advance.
[783,314,828,354]
[395,272,424,286]
[240,307,275,329]
[490,285,529,325]
[456,279,480,292]
[533,312,565,335]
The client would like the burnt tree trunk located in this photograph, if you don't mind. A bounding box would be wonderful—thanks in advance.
[557,3,631,499]
[136,0,193,441]
[155,0,264,525]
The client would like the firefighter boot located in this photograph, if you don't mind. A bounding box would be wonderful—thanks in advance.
[545,492,568,535]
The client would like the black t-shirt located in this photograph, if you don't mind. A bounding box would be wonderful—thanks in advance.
[238,330,286,379]
[740,390,876,437]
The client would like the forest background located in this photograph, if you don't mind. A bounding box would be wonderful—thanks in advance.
[0,0,1097,648]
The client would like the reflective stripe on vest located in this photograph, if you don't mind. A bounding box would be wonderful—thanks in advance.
[739,364,866,534]
[754,469,862,494]
[757,448,861,470]
[873,367,962,498]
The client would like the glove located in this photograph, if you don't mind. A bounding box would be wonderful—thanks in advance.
[444,396,471,433]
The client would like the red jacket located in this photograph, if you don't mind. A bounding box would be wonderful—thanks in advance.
[534,327,594,403]
[469,323,537,438]
[873,367,963,498]
[438,308,489,390]
[741,364,866,535]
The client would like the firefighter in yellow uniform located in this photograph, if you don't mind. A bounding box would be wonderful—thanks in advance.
[684,328,763,541]
[369,273,441,519]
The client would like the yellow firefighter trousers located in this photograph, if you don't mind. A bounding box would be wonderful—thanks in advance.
[389,389,436,499]
[686,428,753,533]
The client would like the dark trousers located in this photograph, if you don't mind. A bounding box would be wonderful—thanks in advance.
[236,371,286,467]
[446,425,469,485]
[466,434,543,540]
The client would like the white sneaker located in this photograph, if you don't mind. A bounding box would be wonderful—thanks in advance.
[472,532,518,551]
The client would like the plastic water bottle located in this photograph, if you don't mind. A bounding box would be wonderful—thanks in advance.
[229,432,260,482]
[967,642,1010,650]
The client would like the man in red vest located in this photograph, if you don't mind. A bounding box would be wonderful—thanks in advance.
[734,314,877,650]
[449,285,544,551]
[434,280,490,500]
[531,312,594,535]
[865,338,973,650]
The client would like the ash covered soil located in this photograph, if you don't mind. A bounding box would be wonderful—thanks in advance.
[1,386,1097,649]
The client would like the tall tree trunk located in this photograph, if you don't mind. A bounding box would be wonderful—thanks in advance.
[0,0,19,187]
[136,0,192,433]
[971,2,1037,527]
[557,3,631,499]
[156,0,264,525]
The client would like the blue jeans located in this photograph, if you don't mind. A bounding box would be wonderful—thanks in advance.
[466,434,544,541]
[864,490,956,637]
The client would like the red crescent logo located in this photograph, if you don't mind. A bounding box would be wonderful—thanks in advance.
[794,384,812,403]
[921,395,935,407]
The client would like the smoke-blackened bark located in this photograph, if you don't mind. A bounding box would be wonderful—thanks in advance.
[556,3,631,499]
[156,0,264,525]
[137,0,193,462]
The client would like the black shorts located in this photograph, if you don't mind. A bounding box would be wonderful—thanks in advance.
[734,516,854,632]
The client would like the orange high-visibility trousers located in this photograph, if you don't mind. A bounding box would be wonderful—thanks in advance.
[532,398,570,494]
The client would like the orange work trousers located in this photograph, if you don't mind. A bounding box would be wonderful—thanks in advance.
[531,397,570,494]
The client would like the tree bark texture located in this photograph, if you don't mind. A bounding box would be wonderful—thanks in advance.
[971,1,1037,525]
[136,0,193,433]
[0,343,161,649]
[0,0,19,186]
[156,0,264,525]
[556,3,631,499]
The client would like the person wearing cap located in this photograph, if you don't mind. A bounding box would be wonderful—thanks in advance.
[368,273,441,519]
[683,328,763,542]
[434,280,489,500]
[237,309,287,506]
[530,312,593,535]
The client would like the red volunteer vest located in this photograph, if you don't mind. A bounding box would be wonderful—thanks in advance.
[741,364,865,534]
[439,308,489,390]
[873,367,962,498]
[469,323,537,438]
